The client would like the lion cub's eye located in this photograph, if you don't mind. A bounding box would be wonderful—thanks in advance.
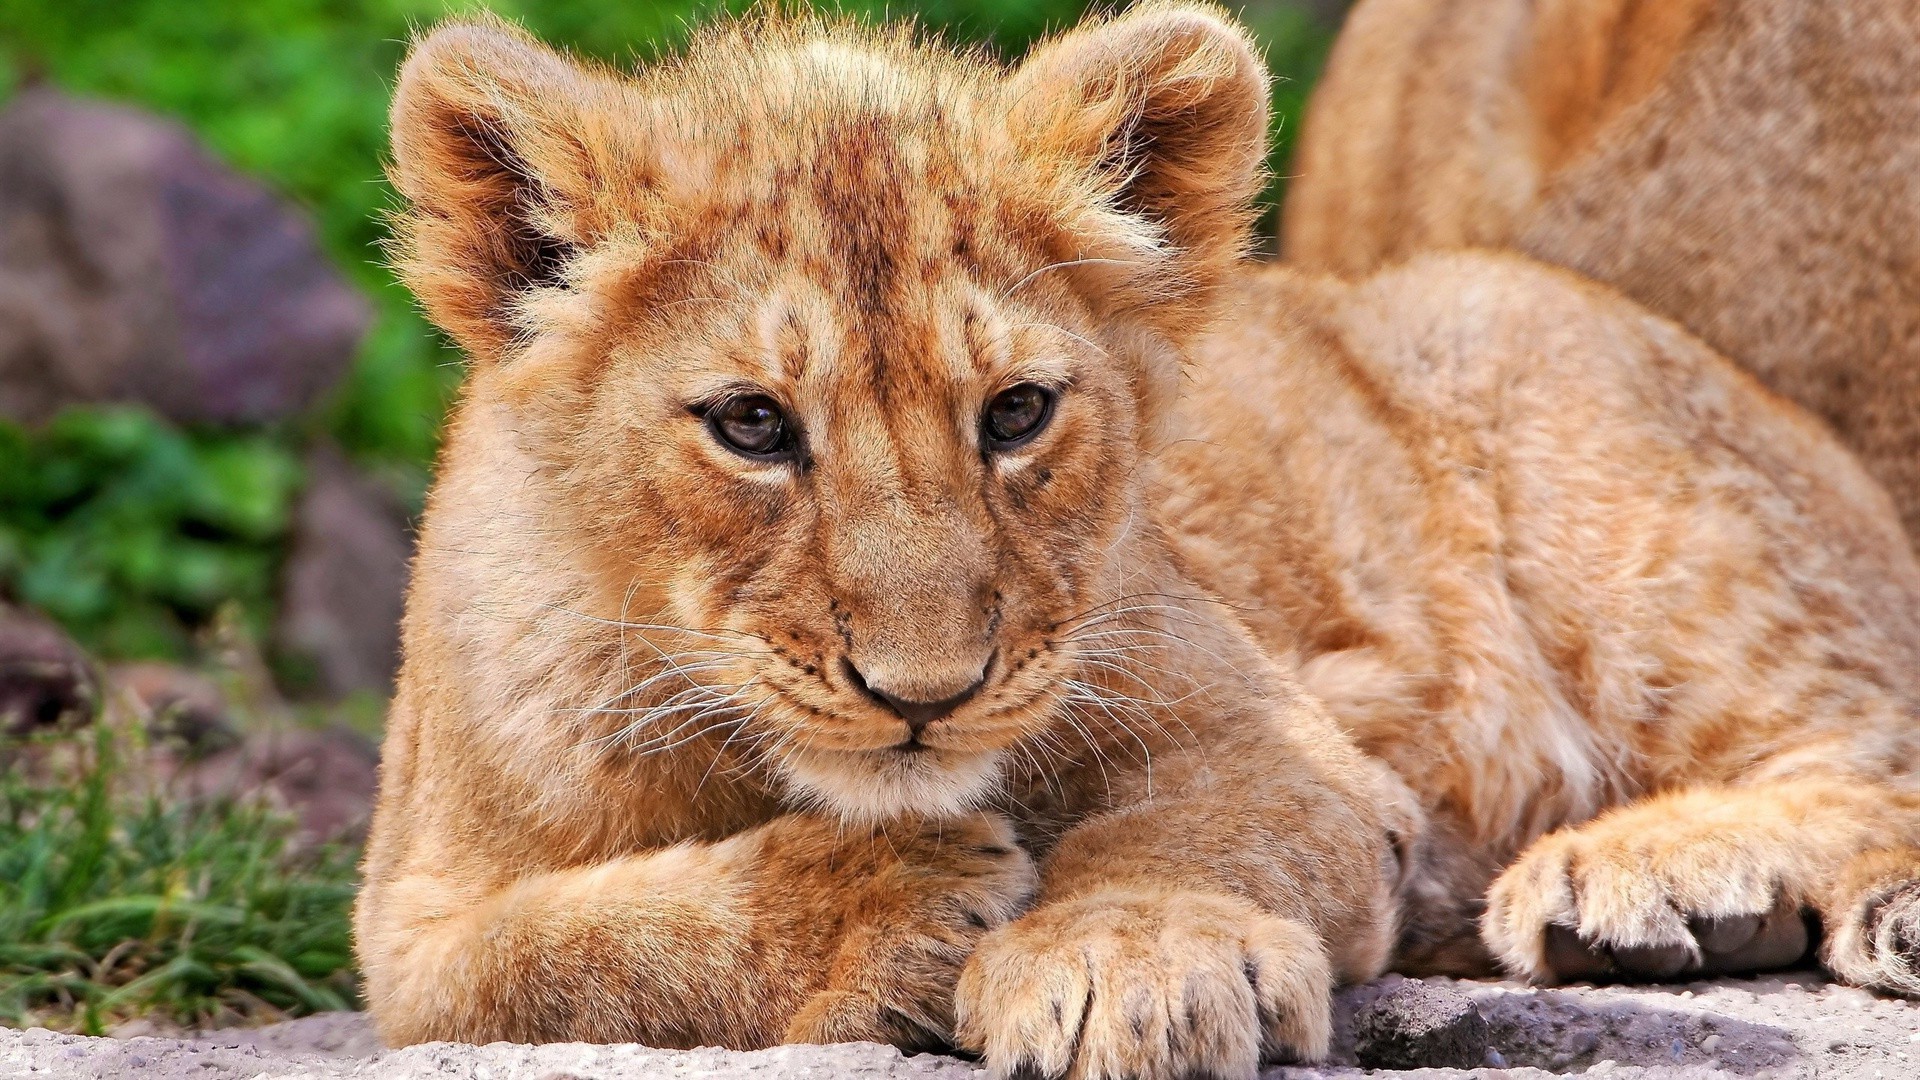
[707,394,794,458]
[983,383,1055,450]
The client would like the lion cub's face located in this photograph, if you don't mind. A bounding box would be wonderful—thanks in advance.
[578,234,1145,819]
[391,8,1266,819]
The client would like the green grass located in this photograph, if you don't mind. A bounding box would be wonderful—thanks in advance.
[0,725,358,1034]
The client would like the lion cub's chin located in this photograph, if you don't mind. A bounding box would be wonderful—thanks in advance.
[778,745,1006,823]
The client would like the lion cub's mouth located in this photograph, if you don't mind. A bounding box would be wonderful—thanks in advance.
[776,741,1005,822]
[756,667,1064,820]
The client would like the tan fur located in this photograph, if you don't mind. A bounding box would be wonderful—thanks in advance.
[1162,253,1920,987]
[358,5,1920,1076]
[1282,0,1920,544]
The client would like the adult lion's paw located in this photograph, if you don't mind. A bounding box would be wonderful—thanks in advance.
[1483,796,1816,983]
[785,813,1037,1051]
[954,889,1331,1080]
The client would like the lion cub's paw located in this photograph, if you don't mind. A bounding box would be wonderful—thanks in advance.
[785,814,1037,1050]
[954,889,1332,1080]
[1484,798,1816,983]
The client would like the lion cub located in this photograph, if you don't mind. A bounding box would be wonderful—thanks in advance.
[358,5,1397,1076]
[357,3,1920,1077]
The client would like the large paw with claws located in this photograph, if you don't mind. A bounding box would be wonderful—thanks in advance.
[955,888,1331,1079]
[1483,798,1817,983]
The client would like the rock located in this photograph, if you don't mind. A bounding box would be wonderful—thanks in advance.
[274,442,411,697]
[169,725,380,841]
[1348,979,1490,1070]
[108,661,240,756]
[0,87,367,424]
[0,603,97,734]
[0,974,1908,1078]
[1,1021,990,1080]
[101,663,381,839]
[193,1012,383,1060]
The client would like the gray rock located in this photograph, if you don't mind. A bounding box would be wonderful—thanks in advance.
[105,665,382,840]
[168,724,380,840]
[0,87,367,424]
[1349,978,1489,1070]
[0,1020,986,1080]
[108,661,241,756]
[274,442,411,697]
[6,974,1917,1079]
[185,1010,384,1059]
[0,603,96,735]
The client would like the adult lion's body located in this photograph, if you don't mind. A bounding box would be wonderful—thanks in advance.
[1284,0,1920,543]
[1164,253,1920,979]
[358,6,1920,1077]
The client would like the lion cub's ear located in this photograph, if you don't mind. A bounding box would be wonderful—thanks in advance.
[389,18,656,363]
[1006,2,1268,295]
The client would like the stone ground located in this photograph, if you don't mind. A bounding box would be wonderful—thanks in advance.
[1,973,1914,1079]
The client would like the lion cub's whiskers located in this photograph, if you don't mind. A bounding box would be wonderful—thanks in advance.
[570,667,744,719]
[575,652,754,713]
[1059,691,1156,795]
[1061,614,1248,683]
[537,603,773,644]
[600,681,766,757]
[1051,590,1233,628]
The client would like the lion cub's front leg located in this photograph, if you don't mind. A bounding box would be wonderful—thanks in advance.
[955,726,1402,1080]
[360,812,1034,1048]
[784,815,1039,1050]
[1484,778,1920,991]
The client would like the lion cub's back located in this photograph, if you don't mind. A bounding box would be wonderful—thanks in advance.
[1165,251,1920,817]
[1179,250,1917,628]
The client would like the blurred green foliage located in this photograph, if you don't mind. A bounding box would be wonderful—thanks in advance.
[0,726,359,1032]
[0,0,1333,663]
[0,411,303,659]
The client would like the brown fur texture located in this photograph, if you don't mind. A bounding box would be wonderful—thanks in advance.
[1282,0,1920,544]
[358,5,1920,1077]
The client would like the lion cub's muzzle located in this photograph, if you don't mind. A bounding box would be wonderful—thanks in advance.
[842,653,993,747]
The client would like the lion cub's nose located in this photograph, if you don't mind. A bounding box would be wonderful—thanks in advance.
[843,657,989,734]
